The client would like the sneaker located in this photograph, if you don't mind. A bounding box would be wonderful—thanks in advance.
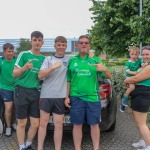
[122,97,128,106]
[132,140,145,148]
[120,105,125,112]
[12,123,17,131]
[26,145,34,150]
[5,127,12,137]
[21,148,26,150]
[137,146,150,150]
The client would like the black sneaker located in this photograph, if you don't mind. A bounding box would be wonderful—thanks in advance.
[26,145,34,150]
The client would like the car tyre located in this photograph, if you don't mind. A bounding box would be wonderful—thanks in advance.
[0,104,6,137]
[106,119,116,132]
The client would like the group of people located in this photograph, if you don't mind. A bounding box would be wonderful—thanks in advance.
[1,30,150,150]
[0,31,111,150]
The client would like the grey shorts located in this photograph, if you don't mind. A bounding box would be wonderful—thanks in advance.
[39,98,65,115]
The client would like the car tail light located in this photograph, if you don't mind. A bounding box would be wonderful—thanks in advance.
[100,84,111,99]
[99,84,111,108]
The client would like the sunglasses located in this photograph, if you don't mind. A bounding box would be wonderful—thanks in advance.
[142,46,150,50]
[78,42,90,45]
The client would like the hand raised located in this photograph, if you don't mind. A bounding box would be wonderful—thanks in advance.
[22,59,33,71]
[89,51,94,58]
[52,62,61,69]
[93,63,107,72]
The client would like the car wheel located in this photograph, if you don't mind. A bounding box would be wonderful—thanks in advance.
[106,120,116,132]
[0,104,6,137]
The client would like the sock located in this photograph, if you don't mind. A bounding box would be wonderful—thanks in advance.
[25,141,32,147]
[123,95,128,98]
[139,139,145,144]
[19,144,25,150]
[146,146,150,148]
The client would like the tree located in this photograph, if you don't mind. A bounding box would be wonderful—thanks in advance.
[16,38,32,54]
[130,0,150,45]
[88,0,150,57]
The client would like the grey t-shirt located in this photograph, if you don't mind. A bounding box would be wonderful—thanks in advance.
[40,55,70,98]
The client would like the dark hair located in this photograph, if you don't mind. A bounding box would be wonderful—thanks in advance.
[78,35,90,42]
[55,36,67,43]
[142,46,150,51]
[31,31,43,39]
[3,43,14,51]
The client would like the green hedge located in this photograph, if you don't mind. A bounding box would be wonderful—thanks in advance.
[102,58,128,67]
[111,66,126,96]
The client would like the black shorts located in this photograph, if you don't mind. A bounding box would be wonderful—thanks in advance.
[130,85,150,113]
[39,98,65,115]
[14,85,40,119]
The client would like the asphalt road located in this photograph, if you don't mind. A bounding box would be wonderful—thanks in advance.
[0,107,141,150]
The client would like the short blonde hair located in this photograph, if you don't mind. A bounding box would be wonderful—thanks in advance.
[129,46,140,54]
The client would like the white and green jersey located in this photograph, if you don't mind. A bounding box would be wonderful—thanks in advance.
[125,58,141,77]
[15,50,45,88]
[67,54,105,102]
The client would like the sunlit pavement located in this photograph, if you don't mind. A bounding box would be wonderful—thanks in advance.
[0,106,140,150]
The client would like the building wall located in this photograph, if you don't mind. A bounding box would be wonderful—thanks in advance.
[0,38,78,53]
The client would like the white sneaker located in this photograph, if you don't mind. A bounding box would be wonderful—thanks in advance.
[132,140,146,148]
[5,127,12,137]
[12,123,17,130]
[137,146,150,150]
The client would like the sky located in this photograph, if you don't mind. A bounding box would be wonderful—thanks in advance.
[0,0,93,39]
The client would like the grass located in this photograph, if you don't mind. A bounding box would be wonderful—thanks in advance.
[102,58,128,67]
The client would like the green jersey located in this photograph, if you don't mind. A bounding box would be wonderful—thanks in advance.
[0,57,16,91]
[15,50,45,88]
[67,54,104,102]
[125,58,141,77]
[136,67,150,87]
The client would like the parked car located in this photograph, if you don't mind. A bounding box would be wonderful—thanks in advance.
[48,77,117,132]
[0,96,5,138]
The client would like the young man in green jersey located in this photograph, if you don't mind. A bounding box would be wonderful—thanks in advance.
[65,35,111,150]
[13,31,45,150]
[0,43,16,137]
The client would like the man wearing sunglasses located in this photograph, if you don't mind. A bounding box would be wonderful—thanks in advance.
[13,31,45,150]
[65,35,111,150]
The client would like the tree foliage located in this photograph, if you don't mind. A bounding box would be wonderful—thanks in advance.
[16,38,32,54]
[88,0,150,57]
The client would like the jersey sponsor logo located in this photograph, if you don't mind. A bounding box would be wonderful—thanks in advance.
[75,69,93,77]
[31,68,39,73]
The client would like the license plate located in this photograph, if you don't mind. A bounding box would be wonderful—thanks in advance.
[49,115,71,124]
